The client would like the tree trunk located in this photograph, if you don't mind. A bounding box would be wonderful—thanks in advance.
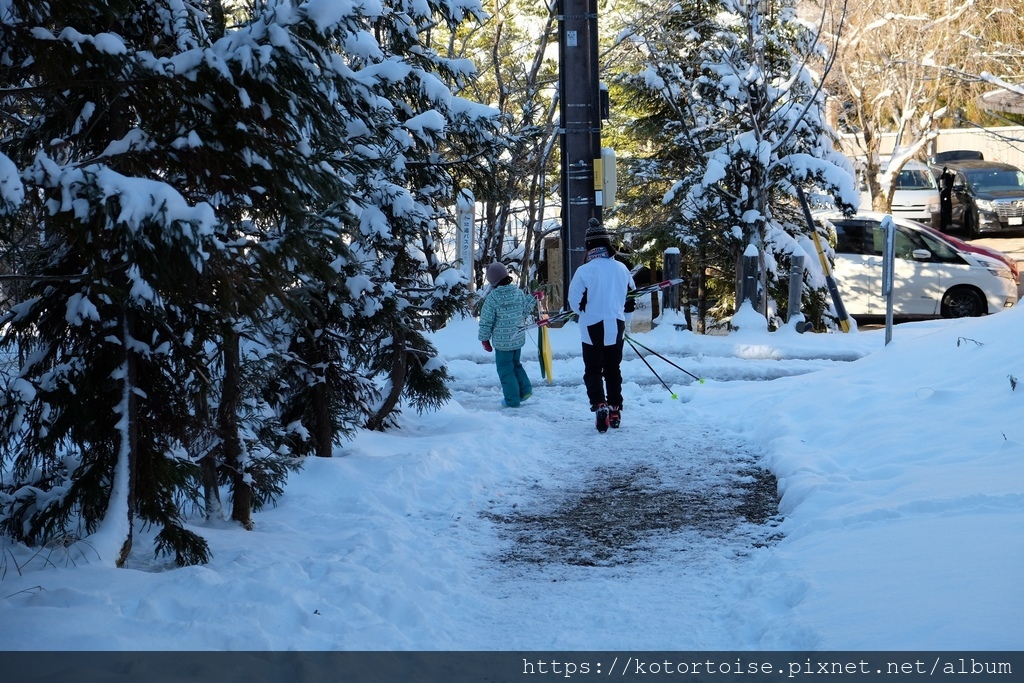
[366,327,407,432]
[199,380,222,519]
[194,370,222,519]
[200,451,222,520]
[115,312,138,567]
[697,245,708,335]
[312,380,333,458]
[220,326,251,529]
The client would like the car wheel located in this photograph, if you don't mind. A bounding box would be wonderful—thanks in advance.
[941,287,985,318]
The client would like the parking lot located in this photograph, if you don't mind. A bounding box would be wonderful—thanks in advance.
[971,234,1024,262]
[969,233,1024,298]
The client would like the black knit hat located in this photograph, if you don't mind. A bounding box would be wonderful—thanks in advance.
[585,218,614,253]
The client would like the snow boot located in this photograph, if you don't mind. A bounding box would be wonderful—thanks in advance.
[608,405,621,429]
[594,402,610,433]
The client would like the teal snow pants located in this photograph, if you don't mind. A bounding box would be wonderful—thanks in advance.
[494,348,532,407]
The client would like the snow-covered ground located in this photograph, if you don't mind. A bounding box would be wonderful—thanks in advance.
[2,303,1023,651]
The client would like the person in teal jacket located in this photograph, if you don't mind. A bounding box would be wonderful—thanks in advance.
[478,262,542,407]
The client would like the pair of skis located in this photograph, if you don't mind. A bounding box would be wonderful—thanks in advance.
[519,277,686,331]
[629,276,687,299]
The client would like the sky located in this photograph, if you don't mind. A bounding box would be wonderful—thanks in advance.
[1,301,1022,652]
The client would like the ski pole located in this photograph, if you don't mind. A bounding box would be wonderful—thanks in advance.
[625,336,678,400]
[519,309,576,331]
[628,277,686,300]
[517,279,686,331]
[625,334,705,384]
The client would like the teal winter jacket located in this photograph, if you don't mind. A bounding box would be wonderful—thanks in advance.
[477,284,537,351]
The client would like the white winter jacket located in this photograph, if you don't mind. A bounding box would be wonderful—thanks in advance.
[567,255,635,345]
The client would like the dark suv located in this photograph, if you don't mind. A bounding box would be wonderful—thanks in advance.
[931,160,1024,237]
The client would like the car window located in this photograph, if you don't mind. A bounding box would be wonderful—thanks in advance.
[868,225,964,263]
[870,226,923,259]
[832,221,869,255]
[895,169,937,190]
[913,230,963,263]
[964,169,1024,192]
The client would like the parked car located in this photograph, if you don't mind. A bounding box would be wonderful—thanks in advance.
[930,159,1024,237]
[915,222,1019,285]
[818,212,1018,318]
[929,150,984,164]
[885,160,941,224]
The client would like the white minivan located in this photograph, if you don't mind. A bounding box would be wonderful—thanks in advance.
[887,160,941,224]
[820,212,1018,318]
[859,160,941,224]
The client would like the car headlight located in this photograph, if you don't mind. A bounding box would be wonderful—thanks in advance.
[975,255,1016,281]
[975,199,996,212]
[987,267,1016,282]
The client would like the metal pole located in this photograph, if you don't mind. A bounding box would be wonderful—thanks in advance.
[787,254,805,331]
[557,0,602,305]
[741,244,759,309]
[881,215,895,345]
[796,185,851,333]
[663,248,680,313]
[745,0,767,316]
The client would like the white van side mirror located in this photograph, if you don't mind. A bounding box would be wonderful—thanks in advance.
[912,249,932,260]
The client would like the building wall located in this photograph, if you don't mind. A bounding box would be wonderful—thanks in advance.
[840,126,1024,169]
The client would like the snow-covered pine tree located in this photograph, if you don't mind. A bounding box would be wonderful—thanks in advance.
[613,0,857,326]
[0,0,505,562]
[608,0,733,328]
[330,0,503,431]
[173,1,387,521]
[0,0,223,565]
[0,0,391,562]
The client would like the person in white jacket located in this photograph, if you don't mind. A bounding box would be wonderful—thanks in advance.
[567,219,636,432]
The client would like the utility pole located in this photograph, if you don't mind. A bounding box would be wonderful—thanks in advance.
[557,0,602,305]
[742,0,768,315]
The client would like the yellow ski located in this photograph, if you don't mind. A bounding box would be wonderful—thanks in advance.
[538,320,554,382]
